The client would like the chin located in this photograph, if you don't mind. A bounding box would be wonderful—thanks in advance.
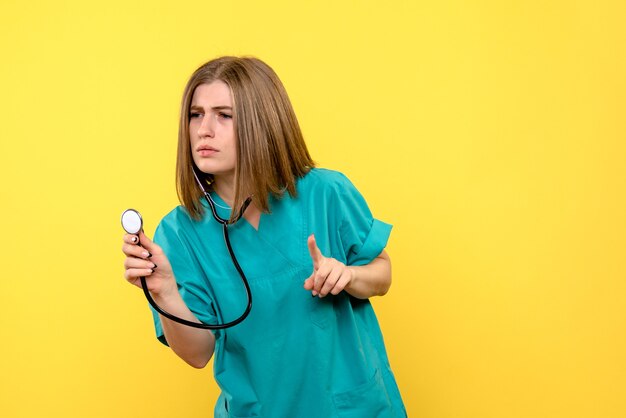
[194,160,217,174]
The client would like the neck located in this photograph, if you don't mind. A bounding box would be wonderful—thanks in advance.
[213,175,236,207]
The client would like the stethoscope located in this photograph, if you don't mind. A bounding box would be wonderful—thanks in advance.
[121,169,253,330]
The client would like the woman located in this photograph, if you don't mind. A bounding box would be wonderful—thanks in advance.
[122,56,406,417]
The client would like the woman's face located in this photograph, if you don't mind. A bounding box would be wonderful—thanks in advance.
[189,80,236,185]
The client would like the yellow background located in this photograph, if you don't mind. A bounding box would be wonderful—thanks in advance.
[1,1,625,417]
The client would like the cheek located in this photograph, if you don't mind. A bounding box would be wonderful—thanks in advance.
[189,117,203,133]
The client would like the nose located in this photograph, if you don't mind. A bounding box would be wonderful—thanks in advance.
[197,114,215,138]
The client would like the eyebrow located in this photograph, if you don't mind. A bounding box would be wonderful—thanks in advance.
[190,105,232,111]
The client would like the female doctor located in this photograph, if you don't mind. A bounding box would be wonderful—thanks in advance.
[121,56,406,417]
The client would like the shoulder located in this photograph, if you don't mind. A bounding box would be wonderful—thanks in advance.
[160,205,193,225]
[154,205,196,239]
[297,167,356,195]
[295,168,369,219]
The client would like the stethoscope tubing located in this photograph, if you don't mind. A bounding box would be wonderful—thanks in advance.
[138,174,253,330]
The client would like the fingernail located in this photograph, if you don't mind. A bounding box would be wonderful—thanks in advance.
[142,251,150,258]
[311,293,316,298]
[131,236,138,243]
[312,291,318,296]
[147,251,153,258]
[151,263,157,269]
[150,269,154,273]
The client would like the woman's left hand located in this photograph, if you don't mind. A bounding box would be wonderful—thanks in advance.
[303,234,353,297]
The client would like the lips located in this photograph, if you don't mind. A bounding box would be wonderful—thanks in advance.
[197,145,218,152]
[196,145,218,157]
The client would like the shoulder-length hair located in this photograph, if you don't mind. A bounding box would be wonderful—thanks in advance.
[176,56,315,221]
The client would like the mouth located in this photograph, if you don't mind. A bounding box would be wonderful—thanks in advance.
[196,145,218,157]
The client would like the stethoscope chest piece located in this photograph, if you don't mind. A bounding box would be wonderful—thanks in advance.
[121,209,143,234]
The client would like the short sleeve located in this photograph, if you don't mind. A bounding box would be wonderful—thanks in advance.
[151,213,218,345]
[333,173,393,266]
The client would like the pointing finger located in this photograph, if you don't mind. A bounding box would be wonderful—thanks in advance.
[307,234,323,269]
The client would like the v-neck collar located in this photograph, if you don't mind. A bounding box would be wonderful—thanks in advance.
[206,191,264,233]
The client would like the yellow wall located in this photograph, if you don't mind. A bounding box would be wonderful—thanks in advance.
[1,1,625,417]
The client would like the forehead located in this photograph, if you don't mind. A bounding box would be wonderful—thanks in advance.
[191,80,233,106]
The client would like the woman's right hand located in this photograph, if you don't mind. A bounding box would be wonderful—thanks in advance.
[122,231,178,300]
[122,231,215,368]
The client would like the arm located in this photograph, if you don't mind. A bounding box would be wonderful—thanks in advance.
[345,249,391,299]
[303,235,392,299]
[152,292,216,369]
[122,231,215,368]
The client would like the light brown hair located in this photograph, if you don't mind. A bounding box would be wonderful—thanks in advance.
[176,56,315,221]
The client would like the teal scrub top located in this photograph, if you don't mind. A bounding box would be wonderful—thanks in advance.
[151,168,406,418]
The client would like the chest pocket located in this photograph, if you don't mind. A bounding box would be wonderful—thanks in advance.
[309,293,334,328]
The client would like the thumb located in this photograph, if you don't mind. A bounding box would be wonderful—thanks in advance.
[138,230,160,253]
[307,234,323,269]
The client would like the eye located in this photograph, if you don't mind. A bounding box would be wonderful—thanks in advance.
[189,112,202,118]
[218,112,232,120]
